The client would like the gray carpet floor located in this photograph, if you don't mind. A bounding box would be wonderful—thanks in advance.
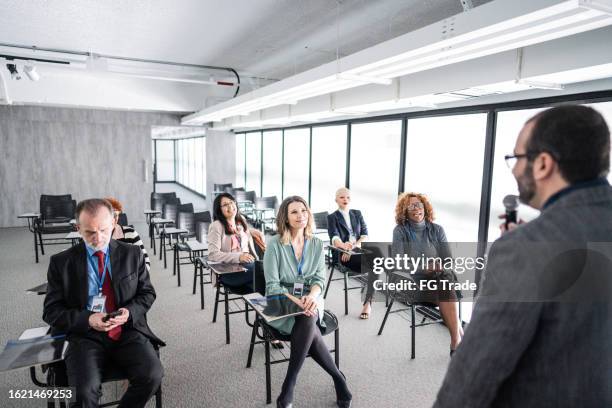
[0,224,455,408]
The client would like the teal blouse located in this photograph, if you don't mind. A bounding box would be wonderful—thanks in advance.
[263,235,327,335]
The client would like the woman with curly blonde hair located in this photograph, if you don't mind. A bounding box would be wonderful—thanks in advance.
[392,192,463,355]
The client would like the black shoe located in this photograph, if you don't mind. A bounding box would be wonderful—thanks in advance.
[337,399,352,408]
[450,348,456,357]
[276,398,292,408]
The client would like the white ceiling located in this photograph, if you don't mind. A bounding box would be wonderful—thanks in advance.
[0,0,492,81]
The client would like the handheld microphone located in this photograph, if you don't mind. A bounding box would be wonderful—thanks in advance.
[502,195,519,228]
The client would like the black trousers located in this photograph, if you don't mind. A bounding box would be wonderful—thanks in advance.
[65,329,163,408]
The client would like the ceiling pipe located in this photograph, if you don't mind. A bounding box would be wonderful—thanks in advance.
[0,42,242,97]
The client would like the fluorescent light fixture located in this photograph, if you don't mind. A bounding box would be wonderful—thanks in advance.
[183,0,612,125]
[515,79,565,90]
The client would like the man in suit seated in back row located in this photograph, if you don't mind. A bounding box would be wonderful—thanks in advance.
[43,198,164,408]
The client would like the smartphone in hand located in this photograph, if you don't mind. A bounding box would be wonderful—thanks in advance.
[102,310,122,322]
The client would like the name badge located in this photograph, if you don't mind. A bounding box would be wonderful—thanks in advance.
[91,295,106,313]
[292,282,304,297]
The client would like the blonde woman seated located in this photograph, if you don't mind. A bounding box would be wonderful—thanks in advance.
[105,197,151,271]
[392,192,463,355]
[208,192,265,291]
[264,196,352,408]
[326,187,370,319]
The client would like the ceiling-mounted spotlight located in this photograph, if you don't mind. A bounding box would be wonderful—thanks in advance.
[6,63,21,80]
[24,64,40,81]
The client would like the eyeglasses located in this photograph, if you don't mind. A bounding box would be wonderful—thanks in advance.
[407,202,424,211]
[504,153,531,169]
[220,201,236,209]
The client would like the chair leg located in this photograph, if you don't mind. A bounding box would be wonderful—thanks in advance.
[159,233,163,260]
[200,266,205,310]
[193,262,198,295]
[38,231,45,255]
[246,320,258,368]
[343,271,349,315]
[212,285,220,322]
[265,339,272,404]
[377,299,395,335]
[324,265,335,299]
[410,304,416,359]
[34,231,39,263]
[155,385,163,408]
[163,237,168,269]
[224,290,230,344]
[334,327,340,368]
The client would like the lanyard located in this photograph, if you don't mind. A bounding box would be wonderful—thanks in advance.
[290,239,308,277]
[95,250,111,294]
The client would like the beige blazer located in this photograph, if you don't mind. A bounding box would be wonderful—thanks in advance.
[207,220,260,264]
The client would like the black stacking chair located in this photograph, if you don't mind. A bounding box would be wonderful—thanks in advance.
[246,260,340,404]
[149,193,179,253]
[173,206,204,286]
[33,195,77,263]
[30,344,163,408]
[235,190,256,220]
[313,211,330,261]
[193,220,212,308]
[117,213,129,227]
[254,196,278,233]
[376,243,462,359]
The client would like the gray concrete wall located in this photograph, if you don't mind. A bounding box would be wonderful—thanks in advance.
[0,106,180,227]
[205,130,235,210]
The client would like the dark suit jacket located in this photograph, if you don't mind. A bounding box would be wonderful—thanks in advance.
[43,239,164,346]
[434,182,612,407]
[327,209,368,244]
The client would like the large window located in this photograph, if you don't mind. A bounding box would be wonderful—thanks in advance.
[283,128,310,200]
[155,140,175,181]
[310,125,347,213]
[404,114,487,242]
[245,132,262,196]
[175,137,206,195]
[349,121,402,241]
[262,130,283,199]
[235,133,246,188]
[488,108,544,242]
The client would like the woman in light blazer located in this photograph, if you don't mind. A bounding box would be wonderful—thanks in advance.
[208,192,264,290]
[264,195,352,408]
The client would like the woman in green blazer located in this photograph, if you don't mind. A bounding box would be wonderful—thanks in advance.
[264,196,352,408]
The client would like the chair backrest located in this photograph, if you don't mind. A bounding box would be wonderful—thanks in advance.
[41,194,72,201]
[233,187,245,192]
[162,202,178,224]
[178,203,194,214]
[213,183,233,191]
[254,260,266,295]
[150,192,176,209]
[255,196,278,212]
[313,211,329,230]
[151,197,164,214]
[177,211,196,236]
[195,221,211,243]
[223,186,235,195]
[117,213,129,227]
[195,211,212,223]
[234,190,249,202]
[40,196,76,223]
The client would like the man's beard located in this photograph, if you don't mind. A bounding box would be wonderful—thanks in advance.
[516,162,536,205]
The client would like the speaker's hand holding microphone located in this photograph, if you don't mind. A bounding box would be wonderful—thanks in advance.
[499,195,525,235]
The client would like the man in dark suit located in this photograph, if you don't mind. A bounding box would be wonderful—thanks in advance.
[434,105,612,407]
[43,198,164,408]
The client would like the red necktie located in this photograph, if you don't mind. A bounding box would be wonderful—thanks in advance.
[94,251,122,340]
